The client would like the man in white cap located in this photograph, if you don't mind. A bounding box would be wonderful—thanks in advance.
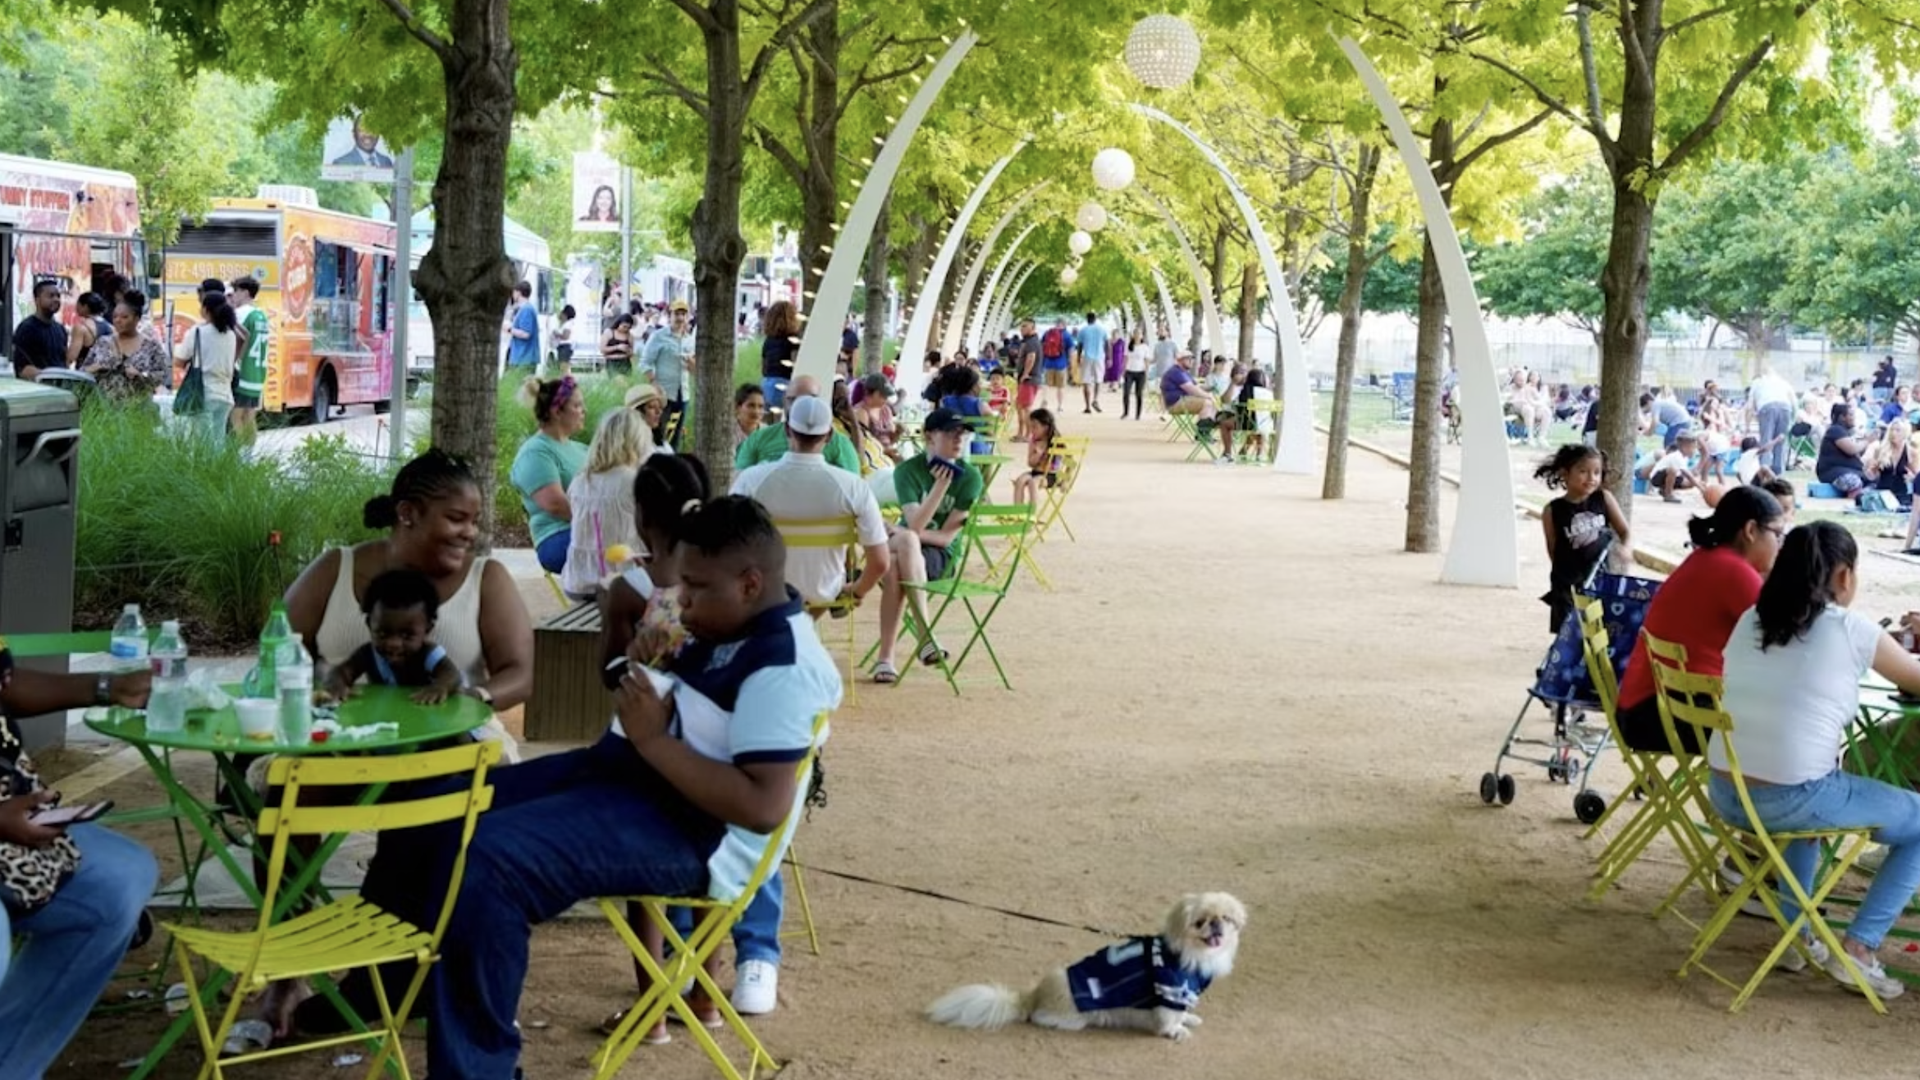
[731,395,891,608]
[734,373,861,474]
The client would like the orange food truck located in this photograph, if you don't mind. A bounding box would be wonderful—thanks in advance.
[0,153,145,363]
[163,188,395,419]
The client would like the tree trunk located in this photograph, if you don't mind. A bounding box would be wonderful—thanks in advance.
[899,210,934,348]
[1405,105,1455,553]
[1187,299,1203,357]
[1324,145,1379,501]
[1209,221,1230,355]
[1237,259,1257,368]
[862,191,890,375]
[794,4,842,304]
[415,0,518,542]
[1595,39,1659,521]
[690,0,749,487]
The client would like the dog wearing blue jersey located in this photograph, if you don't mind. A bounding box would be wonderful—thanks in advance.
[927,892,1245,1042]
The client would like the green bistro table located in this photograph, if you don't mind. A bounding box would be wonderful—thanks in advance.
[88,686,493,1080]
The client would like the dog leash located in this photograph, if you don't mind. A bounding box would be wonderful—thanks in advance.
[793,864,1129,938]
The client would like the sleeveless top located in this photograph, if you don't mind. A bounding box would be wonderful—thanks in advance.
[317,545,492,686]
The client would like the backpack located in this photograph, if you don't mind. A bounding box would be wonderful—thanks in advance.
[1042,328,1065,359]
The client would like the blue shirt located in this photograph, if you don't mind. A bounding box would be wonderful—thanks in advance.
[356,643,453,687]
[1065,936,1213,1013]
[1161,366,1196,408]
[1076,323,1108,367]
[507,304,540,367]
[663,590,842,900]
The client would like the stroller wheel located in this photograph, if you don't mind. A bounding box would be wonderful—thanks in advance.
[1479,772,1499,805]
[1496,774,1516,805]
[1573,790,1607,825]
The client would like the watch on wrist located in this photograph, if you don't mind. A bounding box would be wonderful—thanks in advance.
[94,672,112,706]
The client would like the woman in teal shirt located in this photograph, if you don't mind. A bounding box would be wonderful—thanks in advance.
[510,376,589,573]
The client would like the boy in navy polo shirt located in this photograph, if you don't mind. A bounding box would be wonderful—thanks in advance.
[310,494,838,1080]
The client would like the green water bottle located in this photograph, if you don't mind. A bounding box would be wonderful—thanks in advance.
[247,601,296,699]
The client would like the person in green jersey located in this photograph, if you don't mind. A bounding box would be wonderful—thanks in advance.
[229,277,270,445]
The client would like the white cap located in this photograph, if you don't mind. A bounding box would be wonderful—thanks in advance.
[786,395,834,436]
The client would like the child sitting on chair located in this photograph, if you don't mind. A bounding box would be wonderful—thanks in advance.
[323,569,464,705]
[1012,409,1062,506]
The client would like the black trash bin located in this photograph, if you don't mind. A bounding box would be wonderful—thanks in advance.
[0,378,83,750]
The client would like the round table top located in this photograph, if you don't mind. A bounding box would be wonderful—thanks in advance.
[83,685,493,755]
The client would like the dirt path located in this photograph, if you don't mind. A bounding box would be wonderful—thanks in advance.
[59,410,1920,1079]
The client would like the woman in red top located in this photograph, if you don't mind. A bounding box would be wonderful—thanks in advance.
[1615,486,1788,752]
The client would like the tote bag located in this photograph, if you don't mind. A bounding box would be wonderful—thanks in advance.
[173,325,206,416]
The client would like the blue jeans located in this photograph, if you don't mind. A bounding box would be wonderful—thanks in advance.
[346,733,722,1080]
[1758,403,1792,475]
[761,377,787,414]
[0,825,158,1079]
[1709,770,1920,948]
[534,528,569,574]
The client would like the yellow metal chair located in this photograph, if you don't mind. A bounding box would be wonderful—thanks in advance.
[781,845,821,957]
[595,714,829,1080]
[773,514,864,706]
[901,504,1033,694]
[1637,635,1733,926]
[1646,640,1888,1013]
[166,740,502,1079]
[1032,435,1089,544]
[1233,399,1283,463]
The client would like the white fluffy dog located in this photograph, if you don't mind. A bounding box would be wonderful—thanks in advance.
[927,892,1245,1042]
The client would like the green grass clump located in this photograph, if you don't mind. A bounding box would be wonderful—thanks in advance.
[76,401,391,645]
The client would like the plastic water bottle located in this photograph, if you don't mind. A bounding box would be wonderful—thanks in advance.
[109,604,148,672]
[147,621,189,734]
[248,601,297,698]
[276,641,313,744]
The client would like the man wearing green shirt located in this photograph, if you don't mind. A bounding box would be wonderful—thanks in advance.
[229,276,270,444]
[734,374,861,475]
[872,407,982,683]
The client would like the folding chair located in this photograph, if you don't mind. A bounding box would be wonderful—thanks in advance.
[167,740,503,1079]
[1637,635,1732,926]
[1647,642,1887,1013]
[1032,435,1089,544]
[1180,412,1221,462]
[897,504,1033,694]
[595,714,828,1080]
[1233,399,1283,463]
[1573,604,1714,910]
[781,845,821,957]
[773,515,864,706]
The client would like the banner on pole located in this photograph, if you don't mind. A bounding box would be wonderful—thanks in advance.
[320,114,396,183]
[573,152,621,233]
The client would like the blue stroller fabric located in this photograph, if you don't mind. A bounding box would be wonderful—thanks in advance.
[1533,571,1662,706]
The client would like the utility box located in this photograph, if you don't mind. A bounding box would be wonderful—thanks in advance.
[0,379,83,751]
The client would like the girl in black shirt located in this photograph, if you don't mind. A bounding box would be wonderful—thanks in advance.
[1534,444,1631,634]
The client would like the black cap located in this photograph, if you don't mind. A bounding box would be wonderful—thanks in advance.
[923,407,967,433]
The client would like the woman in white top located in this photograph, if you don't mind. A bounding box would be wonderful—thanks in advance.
[172,289,239,446]
[1122,333,1150,419]
[561,407,654,598]
[1714,520,1920,1000]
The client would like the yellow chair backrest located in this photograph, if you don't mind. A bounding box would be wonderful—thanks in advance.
[774,515,860,550]
[1642,632,1700,757]
[260,738,501,944]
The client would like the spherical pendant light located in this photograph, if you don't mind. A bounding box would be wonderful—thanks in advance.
[1125,15,1202,90]
[1091,148,1135,192]
[1068,229,1093,257]
[1059,266,1079,286]
[1075,201,1108,232]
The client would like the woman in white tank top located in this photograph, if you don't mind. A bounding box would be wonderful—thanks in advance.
[283,449,535,758]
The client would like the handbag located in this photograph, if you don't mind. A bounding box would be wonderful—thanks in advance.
[173,324,206,416]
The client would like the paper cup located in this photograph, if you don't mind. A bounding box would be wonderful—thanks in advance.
[235,698,279,742]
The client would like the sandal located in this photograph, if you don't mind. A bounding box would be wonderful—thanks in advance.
[918,642,948,667]
[869,661,899,685]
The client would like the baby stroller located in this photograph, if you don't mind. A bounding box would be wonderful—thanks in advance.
[1480,565,1662,823]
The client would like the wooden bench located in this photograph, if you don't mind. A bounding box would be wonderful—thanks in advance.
[527,600,607,742]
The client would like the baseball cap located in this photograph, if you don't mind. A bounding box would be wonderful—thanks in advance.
[669,299,689,313]
[786,395,833,436]
[923,407,968,434]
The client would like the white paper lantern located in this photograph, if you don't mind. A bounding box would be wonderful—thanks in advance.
[1075,201,1108,232]
[1091,148,1135,192]
[1059,266,1079,286]
[1068,230,1093,256]
[1125,14,1202,90]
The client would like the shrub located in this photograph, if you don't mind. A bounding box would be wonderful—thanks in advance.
[75,401,391,646]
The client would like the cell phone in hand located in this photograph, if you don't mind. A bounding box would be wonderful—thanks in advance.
[30,800,113,826]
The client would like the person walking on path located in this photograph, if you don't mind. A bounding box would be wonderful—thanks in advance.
[1075,312,1108,414]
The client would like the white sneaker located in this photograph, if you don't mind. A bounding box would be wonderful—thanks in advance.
[1824,950,1906,1000]
[1778,935,1830,973]
[732,959,779,1015]
[1213,456,1233,467]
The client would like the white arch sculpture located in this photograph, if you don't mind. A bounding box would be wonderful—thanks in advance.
[941,183,1047,360]
[1132,103,1311,474]
[1140,191,1224,360]
[1149,266,1179,337]
[991,260,1039,341]
[898,140,1027,403]
[1339,38,1517,588]
[794,31,978,386]
[969,221,1040,350]
[1131,283,1154,345]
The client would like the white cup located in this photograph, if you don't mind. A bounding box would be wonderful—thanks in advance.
[235,698,279,742]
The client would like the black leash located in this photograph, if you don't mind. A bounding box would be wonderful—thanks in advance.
[791,863,1128,939]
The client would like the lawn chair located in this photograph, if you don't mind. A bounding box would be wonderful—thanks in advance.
[898,504,1034,694]
[594,714,828,1080]
[167,740,503,1079]
[773,515,864,706]
[1032,435,1089,544]
[1233,399,1283,463]
[1649,648,1887,1013]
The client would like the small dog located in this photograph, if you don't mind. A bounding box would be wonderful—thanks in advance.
[927,892,1245,1042]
